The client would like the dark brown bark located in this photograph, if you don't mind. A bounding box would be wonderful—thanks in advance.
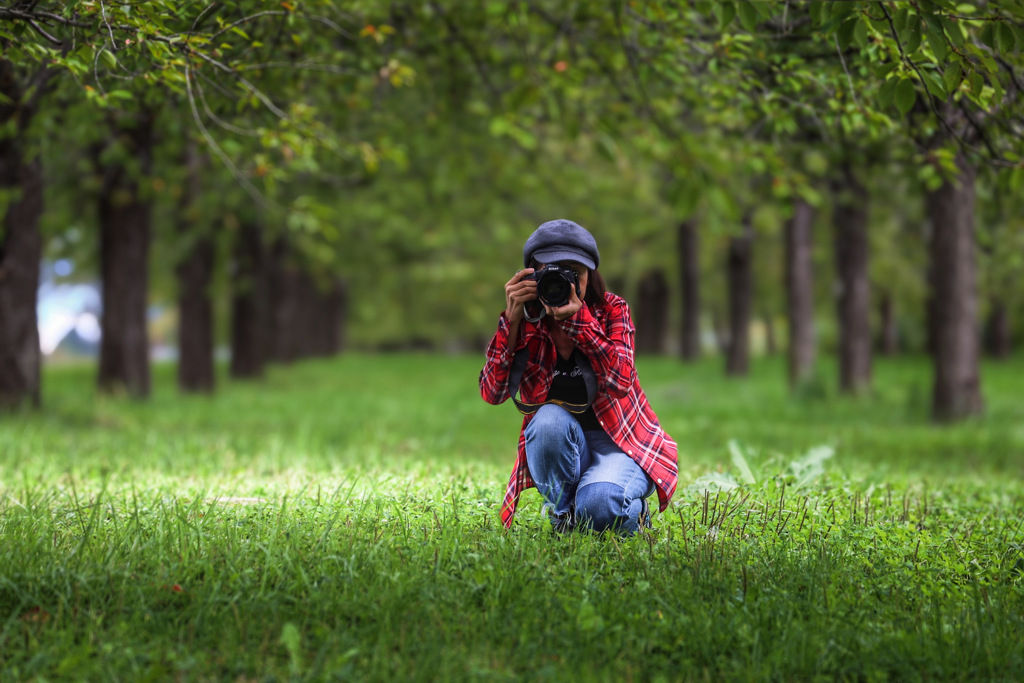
[230,222,268,378]
[879,292,898,356]
[984,300,1011,359]
[0,154,43,409]
[927,153,983,421]
[294,273,346,358]
[785,198,816,386]
[0,60,47,409]
[175,139,215,393]
[262,235,346,362]
[635,269,669,354]
[0,156,42,409]
[267,237,301,363]
[925,259,939,357]
[832,166,872,394]
[310,277,347,357]
[678,220,701,360]
[725,217,754,376]
[97,113,155,398]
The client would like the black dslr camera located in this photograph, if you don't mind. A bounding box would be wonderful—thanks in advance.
[524,264,581,321]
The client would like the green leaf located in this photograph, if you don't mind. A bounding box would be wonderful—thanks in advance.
[279,622,303,676]
[808,2,823,24]
[895,78,917,115]
[788,445,834,490]
[686,472,740,495]
[996,23,1016,54]
[1009,167,1024,194]
[894,7,910,32]
[854,17,870,47]
[968,71,984,96]
[107,90,133,100]
[729,440,758,485]
[837,17,858,50]
[714,2,736,30]
[926,26,949,61]
[737,2,759,32]
[902,28,922,55]
[991,77,1005,107]
[943,66,962,94]
[825,2,853,29]
[939,16,964,47]
[878,76,899,110]
[980,23,998,51]
[874,61,899,79]
[923,71,947,99]
[966,43,999,76]
[100,49,118,69]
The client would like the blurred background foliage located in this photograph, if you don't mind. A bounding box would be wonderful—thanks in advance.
[2,0,1023,421]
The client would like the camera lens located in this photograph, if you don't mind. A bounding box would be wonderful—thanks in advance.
[537,270,572,307]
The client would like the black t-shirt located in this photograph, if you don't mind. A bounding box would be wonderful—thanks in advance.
[545,352,602,431]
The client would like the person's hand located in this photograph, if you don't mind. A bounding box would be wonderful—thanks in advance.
[545,281,584,321]
[505,268,537,325]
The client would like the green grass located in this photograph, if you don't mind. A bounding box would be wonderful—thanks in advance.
[2,353,1023,681]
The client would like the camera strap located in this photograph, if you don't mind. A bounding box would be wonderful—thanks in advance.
[523,301,546,323]
[507,347,597,416]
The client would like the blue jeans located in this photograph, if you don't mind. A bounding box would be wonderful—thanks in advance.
[524,404,655,535]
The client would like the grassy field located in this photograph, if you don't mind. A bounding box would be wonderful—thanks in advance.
[1,353,1023,681]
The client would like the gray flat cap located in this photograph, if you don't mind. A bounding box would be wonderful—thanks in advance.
[523,219,600,270]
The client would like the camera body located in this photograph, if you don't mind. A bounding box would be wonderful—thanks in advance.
[525,264,580,308]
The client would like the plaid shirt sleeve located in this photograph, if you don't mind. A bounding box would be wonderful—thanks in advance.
[479,314,512,405]
[479,312,538,528]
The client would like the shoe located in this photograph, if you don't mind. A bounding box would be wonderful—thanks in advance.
[550,509,575,535]
[638,498,652,530]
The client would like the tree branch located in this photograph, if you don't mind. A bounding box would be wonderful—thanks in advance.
[183,59,268,209]
[877,2,974,150]
[428,2,502,104]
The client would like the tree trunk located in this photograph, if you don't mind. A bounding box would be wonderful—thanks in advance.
[294,271,319,358]
[230,221,268,378]
[313,278,347,357]
[725,217,753,376]
[785,198,816,387]
[0,150,43,410]
[927,153,983,421]
[833,165,872,394]
[925,258,939,357]
[267,236,303,363]
[97,114,155,398]
[635,269,669,354]
[879,292,898,356]
[678,220,701,360]
[984,299,1011,359]
[175,138,215,393]
[0,60,46,409]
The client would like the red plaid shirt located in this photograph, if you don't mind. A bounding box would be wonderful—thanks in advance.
[479,292,678,528]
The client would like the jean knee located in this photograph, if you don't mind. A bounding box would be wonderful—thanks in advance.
[526,404,576,437]
[525,405,585,458]
[575,482,628,532]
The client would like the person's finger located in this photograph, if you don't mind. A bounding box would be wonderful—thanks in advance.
[506,270,532,290]
[509,281,536,297]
